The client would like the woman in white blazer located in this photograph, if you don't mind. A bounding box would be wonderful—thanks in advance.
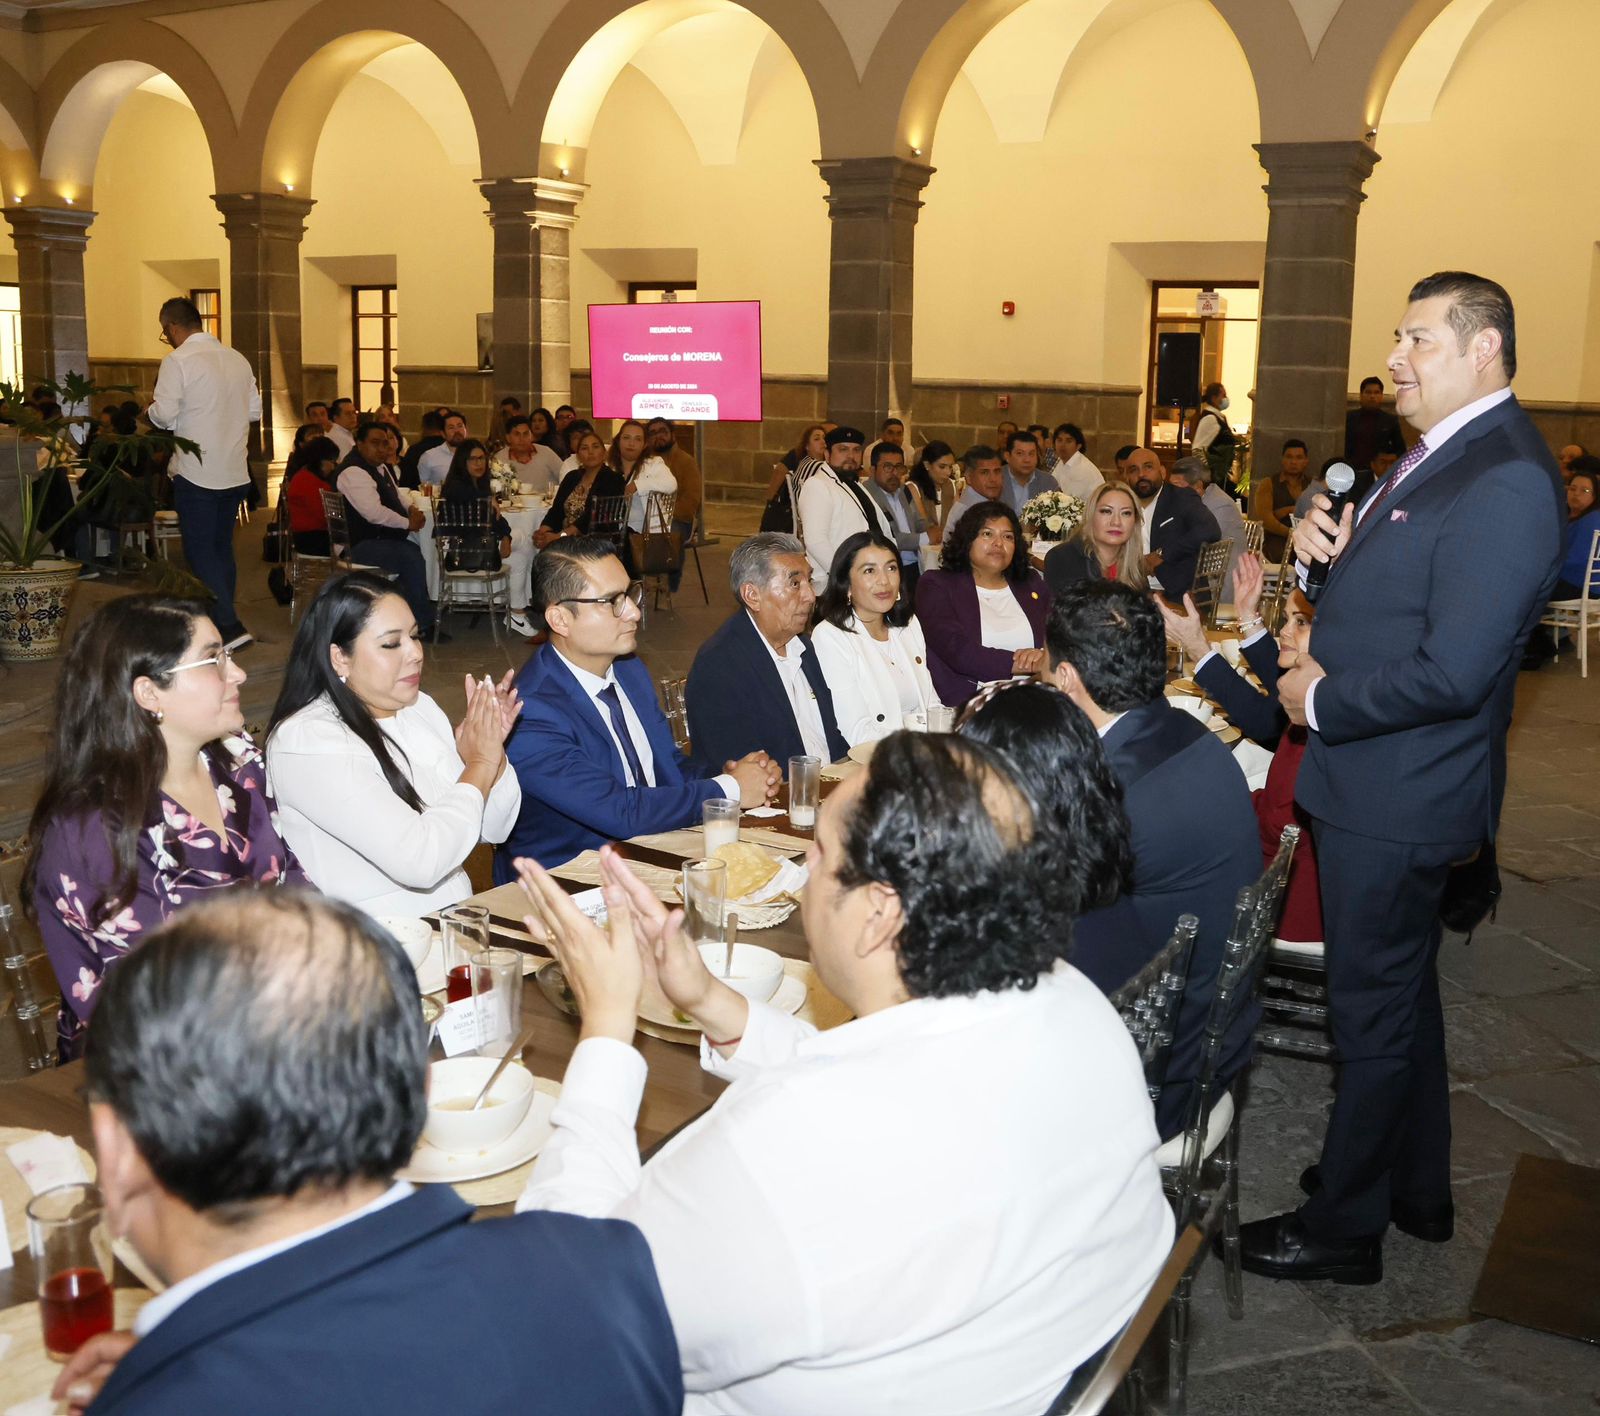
[265,571,522,917]
[812,530,942,746]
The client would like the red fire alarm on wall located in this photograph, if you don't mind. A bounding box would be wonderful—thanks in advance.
[997,394,1011,410]
[1001,301,1015,317]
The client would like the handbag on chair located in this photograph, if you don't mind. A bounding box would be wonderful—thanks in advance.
[629,492,683,576]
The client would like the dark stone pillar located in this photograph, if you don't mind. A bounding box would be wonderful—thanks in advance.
[3,206,95,387]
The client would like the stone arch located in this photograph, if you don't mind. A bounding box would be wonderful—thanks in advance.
[234,0,511,194]
[1377,0,1517,124]
[510,0,851,175]
[35,21,238,200]
[0,51,39,201]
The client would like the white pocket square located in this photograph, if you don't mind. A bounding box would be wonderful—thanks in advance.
[1390,509,1409,523]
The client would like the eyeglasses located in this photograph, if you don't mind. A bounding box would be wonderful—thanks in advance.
[169,646,236,681]
[559,584,645,617]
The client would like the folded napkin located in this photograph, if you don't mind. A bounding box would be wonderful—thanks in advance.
[5,1134,89,1196]
[738,856,808,906]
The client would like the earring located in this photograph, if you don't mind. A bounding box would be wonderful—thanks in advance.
[339,674,348,684]
[149,708,164,724]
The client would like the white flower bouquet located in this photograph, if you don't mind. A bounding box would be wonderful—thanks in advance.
[490,458,522,500]
[1018,489,1084,540]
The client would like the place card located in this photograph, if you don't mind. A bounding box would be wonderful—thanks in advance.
[0,1332,12,1360]
[0,1197,10,1270]
[4,1134,89,1196]
[5,1396,55,1416]
[744,806,785,818]
[435,997,486,1057]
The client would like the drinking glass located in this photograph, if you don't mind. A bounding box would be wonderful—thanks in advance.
[681,859,728,947]
[926,704,956,733]
[470,946,523,1054]
[658,676,689,748]
[702,799,740,857]
[788,755,821,830]
[441,905,489,1005]
[27,1183,114,1359]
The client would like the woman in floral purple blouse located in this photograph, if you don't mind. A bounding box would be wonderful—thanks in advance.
[23,595,305,1060]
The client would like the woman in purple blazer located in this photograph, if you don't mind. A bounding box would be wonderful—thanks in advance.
[915,500,1053,708]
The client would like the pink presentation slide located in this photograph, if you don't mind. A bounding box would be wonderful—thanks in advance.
[588,300,763,422]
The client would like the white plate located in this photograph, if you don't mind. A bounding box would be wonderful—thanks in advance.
[638,971,807,1031]
[398,1088,558,1184]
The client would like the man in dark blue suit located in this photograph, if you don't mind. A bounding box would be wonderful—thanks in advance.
[496,537,779,874]
[1123,446,1222,597]
[1243,272,1566,1284]
[57,891,681,1416]
[1046,580,1261,1139]
[685,532,850,771]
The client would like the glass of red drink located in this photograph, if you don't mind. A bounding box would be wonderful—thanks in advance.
[26,1183,115,1359]
[441,905,490,1004]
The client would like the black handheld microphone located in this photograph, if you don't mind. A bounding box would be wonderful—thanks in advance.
[1303,462,1357,603]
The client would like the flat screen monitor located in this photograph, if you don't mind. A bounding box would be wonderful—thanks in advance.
[587,300,763,422]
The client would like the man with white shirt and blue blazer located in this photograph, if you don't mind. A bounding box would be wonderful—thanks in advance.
[63,892,681,1416]
[496,537,779,875]
[1245,272,1566,1285]
[686,533,851,771]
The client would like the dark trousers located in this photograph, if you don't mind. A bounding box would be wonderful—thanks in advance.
[351,538,433,632]
[1299,818,1474,1239]
[173,477,248,628]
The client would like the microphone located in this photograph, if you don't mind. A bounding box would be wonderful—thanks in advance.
[1303,462,1357,603]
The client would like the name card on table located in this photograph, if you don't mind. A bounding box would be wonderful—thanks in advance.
[435,996,487,1057]
[5,1134,89,1196]
[0,1198,9,1270]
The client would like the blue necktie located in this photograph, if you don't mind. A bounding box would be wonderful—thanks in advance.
[598,683,647,788]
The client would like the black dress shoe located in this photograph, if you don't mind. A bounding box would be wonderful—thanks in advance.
[1232,1212,1382,1284]
[1299,1165,1453,1242]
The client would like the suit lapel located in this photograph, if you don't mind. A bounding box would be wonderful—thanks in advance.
[733,613,800,750]
[97,1188,473,1410]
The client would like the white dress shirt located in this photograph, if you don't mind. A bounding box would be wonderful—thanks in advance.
[811,616,941,745]
[148,331,261,489]
[335,462,410,531]
[976,584,1035,652]
[265,692,522,917]
[877,484,926,565]
[1052,451,1102,503]
[797,467,892,588]
[1303,385,1513,730]
[749,613,831,761]
[134,1183,413,1337]
[418,442,456,485]
[520,964,1171,1416]
[326,423,355,458]
[560,651,737,798]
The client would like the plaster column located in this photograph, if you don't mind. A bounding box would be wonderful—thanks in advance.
[1253,141,1380,470]
[813,156,933,435]
[479,177,584,412]
[213,191,315,466]
[3,206,95,387]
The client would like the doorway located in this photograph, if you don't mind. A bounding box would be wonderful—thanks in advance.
[1144,282,1259,462]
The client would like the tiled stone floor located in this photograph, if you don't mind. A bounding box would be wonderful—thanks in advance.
[3,507,1599,1410]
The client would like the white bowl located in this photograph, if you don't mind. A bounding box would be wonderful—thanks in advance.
[697,942,784,1004]
[378,915,435,973]
[423,1056,536,1154]
[1166,693,1214,724]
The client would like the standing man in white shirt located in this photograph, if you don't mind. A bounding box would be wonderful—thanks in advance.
[147,297,262,647]
[325,398,359,459]
[513,730,1172,1416]
[797,425,892,589]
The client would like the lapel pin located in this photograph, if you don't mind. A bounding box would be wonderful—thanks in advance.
[1390,509,1409,522]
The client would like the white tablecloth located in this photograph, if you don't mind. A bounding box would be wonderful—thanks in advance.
[401,488,438,600]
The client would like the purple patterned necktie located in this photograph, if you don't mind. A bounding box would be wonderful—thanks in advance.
[1359,435,1428,525]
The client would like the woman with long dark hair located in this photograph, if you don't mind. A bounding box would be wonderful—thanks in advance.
[812,530,942,744]
[285,433,342,554]
[24,596,303,1059]
[908,439,957,533]
[537,428,627,548]
[265,572,522,916]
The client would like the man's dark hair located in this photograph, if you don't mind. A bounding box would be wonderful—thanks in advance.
[940,500,1029,583]
[835,732,1071,997]
[1045,580,1166,712]
[443,409,468,428]
[817,530,911,631]
[1282,438,1308,454]
[304,400,329,418]
[870,441,906,468]
[84,891,427,1218]
[961,444,1001,475]
[957,681,1134,914]
[499,395,522,411]
[158,297,202,330]
[881,417,903,432]
[1114,444,1136,466]
[1359,376,1384,394]
[644,416,674,437]
[555,404,576,417]
[1007,430,1040,451]
[1569,468,1600,505]
[532,535,621,615]
[419,410,446,435]
[1054,422,1086,444]
[355,420,386,447]
[330,398,354,418]
[504,414,533,434]
[36,400,62,421]
[1408,270,1517,380]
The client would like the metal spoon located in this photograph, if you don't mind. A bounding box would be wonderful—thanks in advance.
[723,910,739,978]
[469,1024,535,1111]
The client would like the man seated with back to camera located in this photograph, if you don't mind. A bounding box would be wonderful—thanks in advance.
[496,537,780,875]
[512,731,1171,1416]
[685,533,850,771]
[1043,580,1261,1138]
[52,891,681,1416]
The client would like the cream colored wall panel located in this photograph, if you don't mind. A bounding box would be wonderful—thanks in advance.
[156,0,320,123]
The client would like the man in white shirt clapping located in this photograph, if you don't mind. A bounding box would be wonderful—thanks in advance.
[514,731,1172,1416]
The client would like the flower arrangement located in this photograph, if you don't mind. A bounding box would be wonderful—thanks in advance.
[1018,489,1084,541]
[490,459,522,500]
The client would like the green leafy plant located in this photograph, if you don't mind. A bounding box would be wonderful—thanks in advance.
[0,371,200,568]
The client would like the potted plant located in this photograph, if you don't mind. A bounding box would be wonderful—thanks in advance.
[0,372,198,662]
